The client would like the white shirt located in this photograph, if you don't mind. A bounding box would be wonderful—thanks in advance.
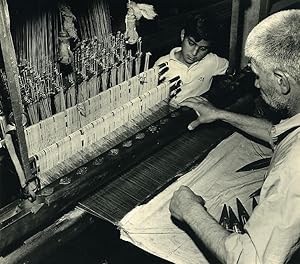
[155,47,229,103]
[225,113,300,264]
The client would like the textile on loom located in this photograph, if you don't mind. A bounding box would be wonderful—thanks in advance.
[119,132,272,264]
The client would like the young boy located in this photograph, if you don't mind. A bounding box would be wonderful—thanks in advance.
[155,14,229,105]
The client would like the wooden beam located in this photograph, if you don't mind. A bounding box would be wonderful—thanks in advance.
[228,0,240,73]
[259,0,271,20]
[0,0,32,186]
[5,134,27,187]
[0,208,94,264]
[239,0,264,68]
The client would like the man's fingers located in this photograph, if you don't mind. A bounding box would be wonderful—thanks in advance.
[188,118,202,130]
[182,96,207,104]
[179,100,197,109]
[180,97,198,105]
[179,96,208,108]
[198,96,209,102]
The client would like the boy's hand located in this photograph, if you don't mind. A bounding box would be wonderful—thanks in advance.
[180,97,221,130]
[157,63,169,85]
[169,78,182,99]
[169,186,205,222]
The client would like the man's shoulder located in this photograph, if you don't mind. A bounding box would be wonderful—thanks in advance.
[275,131,300,190]
[276,129,300,166]
[286,129,300,153]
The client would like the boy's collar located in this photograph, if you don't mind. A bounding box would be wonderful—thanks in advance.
[169,47,182,61]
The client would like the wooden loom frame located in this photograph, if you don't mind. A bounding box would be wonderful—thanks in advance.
[0,0,177,256]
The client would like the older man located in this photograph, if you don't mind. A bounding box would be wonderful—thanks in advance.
[169,9,300,264]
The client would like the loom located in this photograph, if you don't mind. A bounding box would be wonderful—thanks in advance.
[0,0,167,186]
[0,0,262,260]
[0,0,197,253]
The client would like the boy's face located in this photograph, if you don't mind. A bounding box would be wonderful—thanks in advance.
[180,31,210,66]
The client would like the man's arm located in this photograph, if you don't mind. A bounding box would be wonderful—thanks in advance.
[169,186,230,263]
[180,97,273,144]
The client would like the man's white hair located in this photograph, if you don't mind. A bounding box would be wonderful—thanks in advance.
[245,9,300,83]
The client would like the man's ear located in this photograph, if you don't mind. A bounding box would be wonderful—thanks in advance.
[274,70,290,95]
[180,29,185,42]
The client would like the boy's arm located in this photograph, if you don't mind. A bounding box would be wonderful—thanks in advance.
[180,97,273,144]
[214,55,229,76]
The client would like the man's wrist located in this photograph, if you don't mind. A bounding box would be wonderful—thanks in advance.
[184,202,207,226]
[215,109,229,122]
[184,202,230,264]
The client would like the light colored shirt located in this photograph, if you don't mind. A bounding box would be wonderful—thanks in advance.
[155,47,229,104]
[225,113,300,264]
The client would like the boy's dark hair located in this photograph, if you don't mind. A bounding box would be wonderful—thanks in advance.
[183,14,217,44]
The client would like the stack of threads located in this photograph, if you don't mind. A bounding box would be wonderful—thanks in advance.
[1,31,148,126]
[73,32,142,95]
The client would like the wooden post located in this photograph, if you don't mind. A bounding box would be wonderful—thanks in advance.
[228,0,240,74]
[239,0,265,68]
[0,0,32,186]
[259,0,271,20]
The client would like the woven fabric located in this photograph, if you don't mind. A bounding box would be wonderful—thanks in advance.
[119,132,271,264]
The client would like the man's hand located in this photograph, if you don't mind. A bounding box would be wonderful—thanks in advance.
[169,186,205,222]
[179,97,222,130]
